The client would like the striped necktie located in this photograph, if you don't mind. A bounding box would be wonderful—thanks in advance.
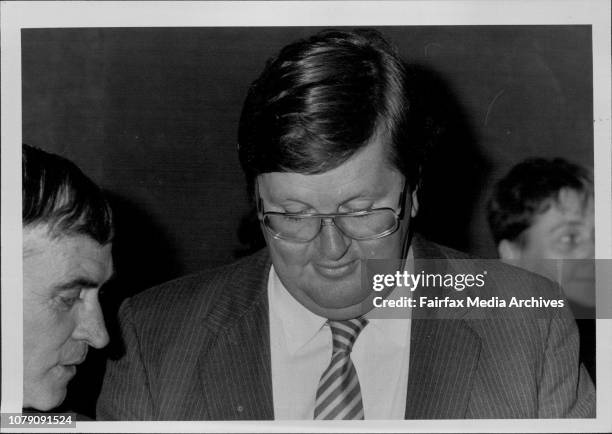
[314,318,369,420]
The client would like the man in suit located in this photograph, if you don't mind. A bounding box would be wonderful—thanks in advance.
[488,157,596,379]
[22,144,114,412]
[97,29,595,420]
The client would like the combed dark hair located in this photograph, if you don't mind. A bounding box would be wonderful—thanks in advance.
[487,158,593,244]
[238,29,422,198]
[22,144,113,244]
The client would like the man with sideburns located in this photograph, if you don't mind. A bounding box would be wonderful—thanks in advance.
[98,29,594,420]
[22,144,113,412]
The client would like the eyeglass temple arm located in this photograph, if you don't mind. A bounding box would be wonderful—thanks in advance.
[254,181,263,216]
[396,180,409,220]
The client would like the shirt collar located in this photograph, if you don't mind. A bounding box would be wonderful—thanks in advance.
[364,245,413,347]
[268,266,327,355]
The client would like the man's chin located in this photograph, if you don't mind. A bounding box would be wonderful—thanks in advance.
[305,290,375,320]
[24,385,67,412]
[282,272,374,318]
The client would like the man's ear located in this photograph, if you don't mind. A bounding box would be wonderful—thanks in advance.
[498,239,522,260]
[410,186,419,218]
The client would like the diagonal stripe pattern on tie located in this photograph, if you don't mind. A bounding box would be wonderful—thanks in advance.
[314,317,369,420]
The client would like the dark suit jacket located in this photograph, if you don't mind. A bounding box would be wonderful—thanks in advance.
[97,236,595,420]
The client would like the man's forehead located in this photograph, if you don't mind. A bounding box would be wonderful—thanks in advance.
[258,140,402,199]
[537,189,594,219]
[556,188,593,213]
[259,169,402,202]
[24,225,113,281]
[24,224,106,249]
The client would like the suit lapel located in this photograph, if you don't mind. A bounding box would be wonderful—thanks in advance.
[405,319,481,418]
[196,251,274,420]
[405,235,482,418]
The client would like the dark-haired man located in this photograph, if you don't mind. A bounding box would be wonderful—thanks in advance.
[98,30,594,420]
[22,144,114,411]
[488,158,594,303]
[488,157,595,378]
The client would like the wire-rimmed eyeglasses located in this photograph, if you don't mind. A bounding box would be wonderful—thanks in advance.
[255,181,408,243]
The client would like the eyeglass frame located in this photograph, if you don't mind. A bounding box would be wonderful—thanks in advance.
[255,179,409,242]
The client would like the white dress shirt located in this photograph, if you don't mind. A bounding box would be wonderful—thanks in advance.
[268,261,412,419]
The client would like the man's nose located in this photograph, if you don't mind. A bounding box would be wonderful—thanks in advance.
[317,219,351,260]
[73,298,110,349]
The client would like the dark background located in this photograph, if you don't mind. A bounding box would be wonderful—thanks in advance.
[21,26,593,417]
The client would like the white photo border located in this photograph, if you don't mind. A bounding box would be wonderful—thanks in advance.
[2,1,611,432]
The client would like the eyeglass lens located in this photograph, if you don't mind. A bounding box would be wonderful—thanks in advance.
[264,209,398,241]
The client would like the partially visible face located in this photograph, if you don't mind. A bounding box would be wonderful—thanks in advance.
[23,226,113,411]
[258,139,418,320]
[518,189,594,261]
[500,189,595,307]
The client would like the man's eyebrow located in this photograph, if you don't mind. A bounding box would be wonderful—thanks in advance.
[275,198,314,208]
[549,220,588,233]
[54,277,104,291]
[340,192,378,204]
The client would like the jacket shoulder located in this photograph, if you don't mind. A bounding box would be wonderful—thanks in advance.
[414,234,563,300]
[122,249,271,332]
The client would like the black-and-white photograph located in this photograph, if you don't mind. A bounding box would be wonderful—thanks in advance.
[2,1,611,432]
